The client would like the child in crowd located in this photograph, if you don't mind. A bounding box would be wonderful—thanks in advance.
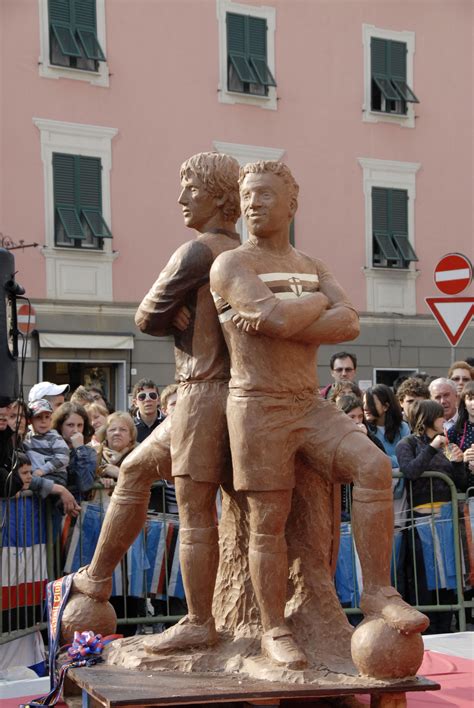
[52,402,97,502]
[14,452,33,494]
[24,399,70,492]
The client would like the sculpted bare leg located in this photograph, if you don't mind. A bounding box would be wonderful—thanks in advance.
[247,490,307,670]
[144,475,219,652]
[73,417,172,601]
[334,435,429,634]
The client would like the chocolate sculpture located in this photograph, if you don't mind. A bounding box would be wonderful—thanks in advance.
[65,157,428,689]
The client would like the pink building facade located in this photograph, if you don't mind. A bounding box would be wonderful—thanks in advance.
[1,0,472,406]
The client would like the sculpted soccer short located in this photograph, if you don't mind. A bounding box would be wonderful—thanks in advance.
[171,380,231,485]
[227,392,367,492]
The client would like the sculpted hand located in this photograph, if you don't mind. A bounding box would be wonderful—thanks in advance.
[70,432,84,449]
[232,314,258,335]
[172,305,191,331]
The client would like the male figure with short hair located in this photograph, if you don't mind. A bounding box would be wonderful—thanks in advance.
[397,377,430,423]
[211,160,428,669]
[429,377,459,432]
[28,381,69,410]
[320,351,357,399]
[132,378,164,443]
[72,152,241,652]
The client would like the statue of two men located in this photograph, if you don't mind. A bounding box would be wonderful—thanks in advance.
[72,154,428,671]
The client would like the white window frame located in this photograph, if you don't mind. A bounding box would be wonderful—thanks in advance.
[216,0,277,110]
[33,117,118,301]
[358,157,421,316]
[38,0,109,87]
[213,140,285,241]
[362,23,417,128]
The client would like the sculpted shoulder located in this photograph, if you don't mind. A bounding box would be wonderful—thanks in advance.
[210,247,245,291]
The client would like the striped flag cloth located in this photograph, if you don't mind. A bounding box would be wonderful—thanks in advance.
[415,504,457,591]
[1,495,49,611]
[145,515,184,600]
[64,502,148,597]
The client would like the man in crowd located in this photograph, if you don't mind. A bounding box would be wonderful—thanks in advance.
[320,351,357,399]
[71,152,241,652]
[396,377,430,423]
[132,378,164,443]
[28,381,69,410]
[429,377,459,432]
[0,399,22,497]
[210,160,428,669]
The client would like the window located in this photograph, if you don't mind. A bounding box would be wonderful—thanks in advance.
[49,0,106,71]
[38,0,109,86]
[33,118,117,301]
[362,24,417,128]
[226,13,276,97]
[358,157,420,315]
[53,153,112,249]
[371,38,418,115]
[372,188,418,268]
[217,1,277,110]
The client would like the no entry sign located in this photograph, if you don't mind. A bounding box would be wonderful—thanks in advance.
[17,303,36,334]
[434,253,472,295]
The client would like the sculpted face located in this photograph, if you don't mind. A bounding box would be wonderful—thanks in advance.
[240,172,292,237]
[178,173,218,232]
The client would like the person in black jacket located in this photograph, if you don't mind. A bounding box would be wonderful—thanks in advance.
[0,401,22,497]
[396,399,467,633]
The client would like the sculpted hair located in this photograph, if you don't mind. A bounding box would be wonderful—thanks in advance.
[239,160,299,209]
[180,152,240,222]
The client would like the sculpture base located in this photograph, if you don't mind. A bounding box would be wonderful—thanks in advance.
[67,663,439,708]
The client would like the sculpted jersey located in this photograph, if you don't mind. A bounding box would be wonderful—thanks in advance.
[210,241,357,395]
[136,229,240,383]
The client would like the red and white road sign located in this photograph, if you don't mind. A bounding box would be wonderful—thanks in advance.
[425,297,474,346]
[17,303,36,334]
[434,253,472,295]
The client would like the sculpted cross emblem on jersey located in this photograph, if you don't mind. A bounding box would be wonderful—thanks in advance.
[288,276,303,297]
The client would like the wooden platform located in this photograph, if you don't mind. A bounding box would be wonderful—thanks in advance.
[68,664,440,708]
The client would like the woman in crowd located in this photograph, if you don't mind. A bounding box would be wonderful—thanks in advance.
[84,402,109,447]
[52,402,97,502]
[363,384,410,465]
[447,360,473,395]
[396,399,467,633]
[448,381,474,485]
[95,412,137,495]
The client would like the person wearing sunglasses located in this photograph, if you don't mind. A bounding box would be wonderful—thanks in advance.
[131,378,164,443]
[320,351,358,399]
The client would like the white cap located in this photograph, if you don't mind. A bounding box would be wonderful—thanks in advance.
[28,381,69,403]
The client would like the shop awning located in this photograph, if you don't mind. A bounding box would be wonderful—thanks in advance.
[38,333,134,350]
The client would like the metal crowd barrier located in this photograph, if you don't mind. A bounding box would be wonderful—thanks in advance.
[1,473,472,645]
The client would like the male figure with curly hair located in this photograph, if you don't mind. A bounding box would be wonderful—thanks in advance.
[210,160,428,669]
[73,152,241,651]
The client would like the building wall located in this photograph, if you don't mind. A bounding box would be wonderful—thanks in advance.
[1,0,472,403]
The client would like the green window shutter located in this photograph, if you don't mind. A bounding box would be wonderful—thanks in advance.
[372,187,418,265]
[248,16,276,87]
[49,0,82,57]
[78,156,112,238]
[53,153,85,239]
[371,38,400,101]
[389,41,406,79]
[227,13,257,83]
[75,0,106,61]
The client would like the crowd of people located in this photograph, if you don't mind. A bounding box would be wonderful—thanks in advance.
[1,355,474,634]
[323,351,474,633]
[0,377,178,512]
